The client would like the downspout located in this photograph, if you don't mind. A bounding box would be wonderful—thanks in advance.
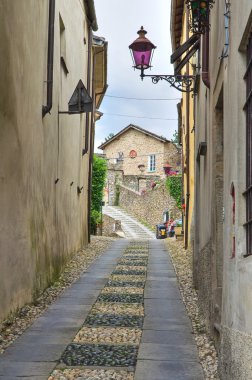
[185,4,190,250]
[87,26,94,242]
[87,84,95,243]
[202,28,210,88]
[83,26,93,156]
[42,0,56,117]
[85,0,98,31]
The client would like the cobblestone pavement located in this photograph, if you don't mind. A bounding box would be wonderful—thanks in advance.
[0,239,203,380]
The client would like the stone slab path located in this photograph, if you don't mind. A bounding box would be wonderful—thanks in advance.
[0,239,203,380]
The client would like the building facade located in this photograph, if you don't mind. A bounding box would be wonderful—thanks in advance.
[171,1,195,249]
[171,1,252,378]
[0,0,107,322]
[99,124,181,197]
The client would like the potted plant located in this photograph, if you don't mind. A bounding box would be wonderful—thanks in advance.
[174,219,183,236]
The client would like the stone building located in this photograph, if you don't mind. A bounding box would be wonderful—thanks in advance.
[0,0,107,322]
[171,1,252,378]
[98,124,181,199]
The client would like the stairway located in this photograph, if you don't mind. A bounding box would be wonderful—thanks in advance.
[103,206,155,239]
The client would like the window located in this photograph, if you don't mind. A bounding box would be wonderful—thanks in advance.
[244,32,252,256]
[148,155,156,172]
[117,152,124,161]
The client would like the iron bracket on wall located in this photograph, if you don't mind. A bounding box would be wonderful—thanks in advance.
[141,72,195,93]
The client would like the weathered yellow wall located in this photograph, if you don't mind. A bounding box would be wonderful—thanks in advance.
[0,0,92,321]
[180,6,195,247]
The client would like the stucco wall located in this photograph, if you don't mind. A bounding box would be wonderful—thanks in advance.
[219,326,252,380]
[0,0,93,321]
[192,0,252,377]
[119,183,181,229]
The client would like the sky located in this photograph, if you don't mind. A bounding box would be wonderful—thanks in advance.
[94,0,181,152]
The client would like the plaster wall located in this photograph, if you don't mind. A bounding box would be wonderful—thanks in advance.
[0,0,92,321]
[194,0,252,377]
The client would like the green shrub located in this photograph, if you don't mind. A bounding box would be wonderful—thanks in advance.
[166,175,182,209]
[91,155,107,233]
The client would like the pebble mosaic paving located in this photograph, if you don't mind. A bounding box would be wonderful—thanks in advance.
[84,314,144,328]
[106,280,145,288]
[112,270,147,276]
[49,241,149,380]
[74,327,142,345]
[101,287,143,295]
[90,303,144,316]
[118,260,148,266]
[49,369,134,380]
[60,343,138,367]
[97,293,144,304]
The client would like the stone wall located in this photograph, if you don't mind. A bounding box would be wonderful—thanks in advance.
[103,127,181,178]
[102,215,123,237]
[123,175,161,192]
[119,182,181,229]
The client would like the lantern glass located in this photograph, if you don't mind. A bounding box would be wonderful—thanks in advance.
[132,50,152,69]
[129,27,156,70]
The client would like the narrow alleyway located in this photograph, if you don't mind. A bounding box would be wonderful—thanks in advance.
[0,239,203,380]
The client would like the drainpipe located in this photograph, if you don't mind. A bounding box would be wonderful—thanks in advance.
[185,5,190,250]
[42,0,56,117]
[83,26,93,156]
[85,0,98,32]
[202,28,210,88]
[87,98,95,243]
[87,25,94,242]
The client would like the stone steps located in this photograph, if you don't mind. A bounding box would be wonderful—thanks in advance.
[103,206,155,239]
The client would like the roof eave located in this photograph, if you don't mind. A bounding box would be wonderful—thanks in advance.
[98,124,170,150]
[170,0,185,52]
[93,38,108,109]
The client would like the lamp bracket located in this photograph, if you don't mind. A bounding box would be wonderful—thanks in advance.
[141,72,195,93]
[185,0,215,34]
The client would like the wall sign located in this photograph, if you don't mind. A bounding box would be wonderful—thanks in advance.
[129,150,137,158]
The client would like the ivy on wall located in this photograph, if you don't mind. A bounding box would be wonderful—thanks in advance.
[166,175,182,209]
[114,184,120,206]
[91,155,107,233]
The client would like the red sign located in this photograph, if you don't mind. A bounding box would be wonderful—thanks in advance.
[129,150,137,158]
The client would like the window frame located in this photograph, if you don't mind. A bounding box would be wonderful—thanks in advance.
[148,154,156,172]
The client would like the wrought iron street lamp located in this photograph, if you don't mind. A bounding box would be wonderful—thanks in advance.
[186,0,215,34]
[129,27,195,93]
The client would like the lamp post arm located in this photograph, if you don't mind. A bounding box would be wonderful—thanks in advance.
[140,72,195,93]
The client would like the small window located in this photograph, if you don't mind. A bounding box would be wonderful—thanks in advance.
[148,155,156,172]
[117,152,124,161]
